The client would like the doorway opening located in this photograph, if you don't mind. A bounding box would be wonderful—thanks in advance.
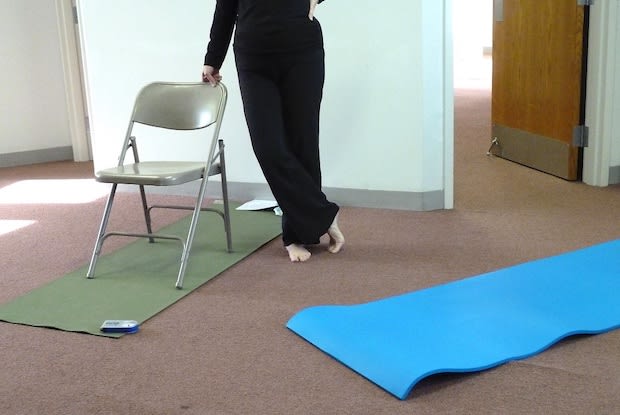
[452,0,493,91]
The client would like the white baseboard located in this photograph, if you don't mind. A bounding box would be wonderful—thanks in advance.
[119,181,445,211]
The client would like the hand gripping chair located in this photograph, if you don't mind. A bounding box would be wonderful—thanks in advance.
[86,82,231,289]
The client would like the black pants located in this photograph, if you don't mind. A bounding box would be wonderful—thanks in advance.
[235,47,339,246]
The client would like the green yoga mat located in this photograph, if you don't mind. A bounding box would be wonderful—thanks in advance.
[0,205,281,337]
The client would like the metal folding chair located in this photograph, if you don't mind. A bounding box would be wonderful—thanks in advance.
[86,81,231,289]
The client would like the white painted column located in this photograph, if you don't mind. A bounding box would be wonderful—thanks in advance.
[56,0,90,162]
[584,1,620,186]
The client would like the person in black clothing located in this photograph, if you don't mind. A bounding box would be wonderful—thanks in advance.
[202,0,344,262]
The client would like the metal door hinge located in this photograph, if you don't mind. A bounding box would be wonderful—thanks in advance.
[72,6,79,24]
[494,0,504,22]
[573,125,589,147]
[577,0,593,6]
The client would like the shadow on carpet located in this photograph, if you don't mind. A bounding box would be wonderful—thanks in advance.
[287,239,620,399]
[0,205,281,337]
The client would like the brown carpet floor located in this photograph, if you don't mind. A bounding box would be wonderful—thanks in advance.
[1,88,619,415]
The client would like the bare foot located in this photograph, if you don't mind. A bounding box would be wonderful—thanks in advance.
[327,215,345,253]
[285,243,311,262]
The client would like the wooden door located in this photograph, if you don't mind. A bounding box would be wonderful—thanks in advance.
[491,0,588,180]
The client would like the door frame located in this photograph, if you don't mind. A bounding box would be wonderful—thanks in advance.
[443,0,454,209]
[583,1,619,187]
[55,0,90,162]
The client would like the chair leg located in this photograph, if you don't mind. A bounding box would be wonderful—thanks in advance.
[86,184,118,279]
[138,185,155,243]
[175,176,210,289]
[218,139,233,252]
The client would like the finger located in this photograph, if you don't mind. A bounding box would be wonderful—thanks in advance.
[203,72,218,86]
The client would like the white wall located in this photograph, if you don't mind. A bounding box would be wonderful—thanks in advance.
[319,1,447,192]
[0,0,71,155]
[77,0,451,210]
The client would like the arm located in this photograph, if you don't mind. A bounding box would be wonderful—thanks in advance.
[204,0,238,70]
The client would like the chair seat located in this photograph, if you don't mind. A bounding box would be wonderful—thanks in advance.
[96,161,221,186]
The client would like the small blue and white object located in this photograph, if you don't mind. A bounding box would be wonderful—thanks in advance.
[100,320,140,334]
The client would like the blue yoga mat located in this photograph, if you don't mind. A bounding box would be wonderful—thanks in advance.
[286,239,620,399]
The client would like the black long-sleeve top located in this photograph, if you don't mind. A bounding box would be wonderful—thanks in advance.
[204,0,325,69]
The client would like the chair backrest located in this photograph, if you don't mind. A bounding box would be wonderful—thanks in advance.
[131,82,227,130]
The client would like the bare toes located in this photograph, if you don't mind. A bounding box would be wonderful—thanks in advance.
[286,244,311,262]
[327,221,345,254]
